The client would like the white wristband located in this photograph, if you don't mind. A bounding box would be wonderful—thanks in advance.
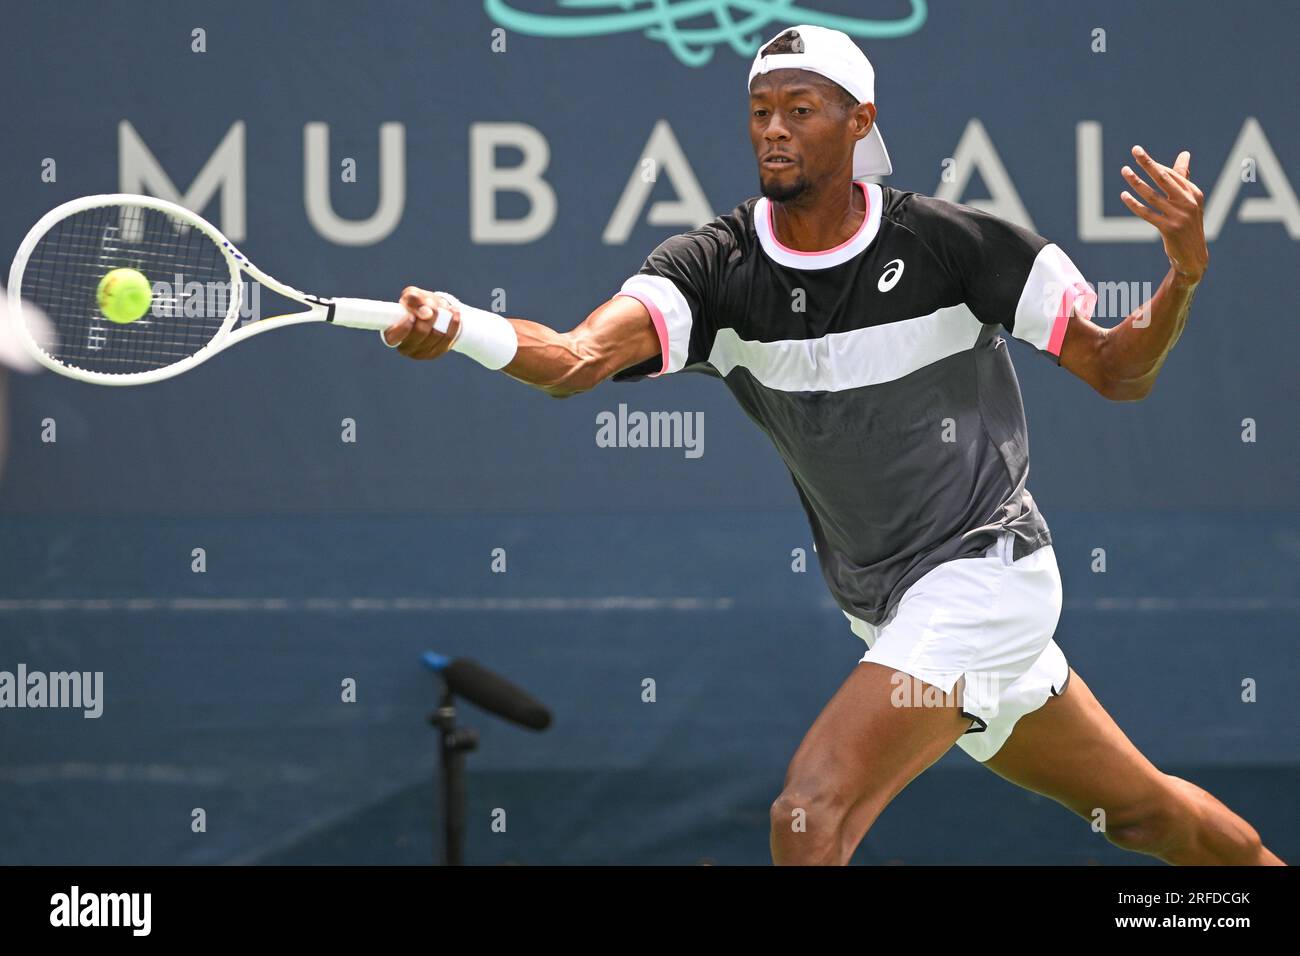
[436,292,518,370]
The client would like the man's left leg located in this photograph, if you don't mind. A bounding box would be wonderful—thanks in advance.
[982,666,1285,865]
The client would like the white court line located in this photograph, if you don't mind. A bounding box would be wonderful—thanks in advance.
[1061,597,1300,611]
[0,762,317,786]
[0,596,736,613]
[819,596,1300,612]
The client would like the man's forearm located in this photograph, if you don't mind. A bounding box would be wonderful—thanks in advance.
[498,318,593,397]
[500,298,663,397]
[1097,144,1209,400]
[1100,267,1201,399]
[388,288,660,393]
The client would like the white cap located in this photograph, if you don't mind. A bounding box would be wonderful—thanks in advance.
[747,24,892,179]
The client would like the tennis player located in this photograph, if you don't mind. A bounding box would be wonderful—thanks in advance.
[384,25,1282,865]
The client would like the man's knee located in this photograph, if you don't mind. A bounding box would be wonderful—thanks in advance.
[770,785,849,834]
[769,780,855,860]
[1100,776,1188,855]
[1157,774,1266,862]
[1100,773,1247,858]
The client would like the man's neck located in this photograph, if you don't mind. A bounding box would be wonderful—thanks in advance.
[771,181,866,252]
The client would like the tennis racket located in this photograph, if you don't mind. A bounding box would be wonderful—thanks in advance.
[6,193,443,386]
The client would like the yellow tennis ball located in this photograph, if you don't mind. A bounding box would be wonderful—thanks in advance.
[97,268,153,324]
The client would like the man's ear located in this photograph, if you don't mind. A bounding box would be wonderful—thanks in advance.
[855,101,877,142]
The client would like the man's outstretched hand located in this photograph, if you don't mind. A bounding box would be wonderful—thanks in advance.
[1120,146,1209,282]
[383,286,463,359]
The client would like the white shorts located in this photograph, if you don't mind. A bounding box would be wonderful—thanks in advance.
[843,530,1070,763]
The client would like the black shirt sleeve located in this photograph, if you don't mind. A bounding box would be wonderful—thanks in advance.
[610,226,725,382]
[899,193,1096,364]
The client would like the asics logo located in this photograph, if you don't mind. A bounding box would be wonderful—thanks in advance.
[878,259,905,292]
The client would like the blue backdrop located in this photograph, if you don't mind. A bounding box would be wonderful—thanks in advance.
[0,0,1296,864]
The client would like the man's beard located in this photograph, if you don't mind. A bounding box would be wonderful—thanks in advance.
[759,170,810,203]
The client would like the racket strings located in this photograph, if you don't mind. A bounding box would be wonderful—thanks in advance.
[19,204,235,374]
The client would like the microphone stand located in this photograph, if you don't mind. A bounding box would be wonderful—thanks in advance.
[422,650,551,864]
[429,685,479,866]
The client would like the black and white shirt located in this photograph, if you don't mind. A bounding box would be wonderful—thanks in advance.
[613,181,1097,627]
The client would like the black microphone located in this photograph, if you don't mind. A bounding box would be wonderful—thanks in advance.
[422,653,552,731]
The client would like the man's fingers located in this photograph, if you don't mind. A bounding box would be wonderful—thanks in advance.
[397,316,432,357]
[383,314,415,347]
[1131,146,1168,186]
[1120,190,1160,227]
[389,287,460,359]
[1131,145,1178,196]
[400,286,440,314]
[1168,150,1204,203]
[395,313,451,359]
[1132,145,1194,202]
[1120,165,1167,210]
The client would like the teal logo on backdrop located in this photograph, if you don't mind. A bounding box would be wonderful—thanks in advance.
[483,1,927,67]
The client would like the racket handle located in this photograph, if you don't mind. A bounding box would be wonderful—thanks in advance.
[329,297,411,331]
